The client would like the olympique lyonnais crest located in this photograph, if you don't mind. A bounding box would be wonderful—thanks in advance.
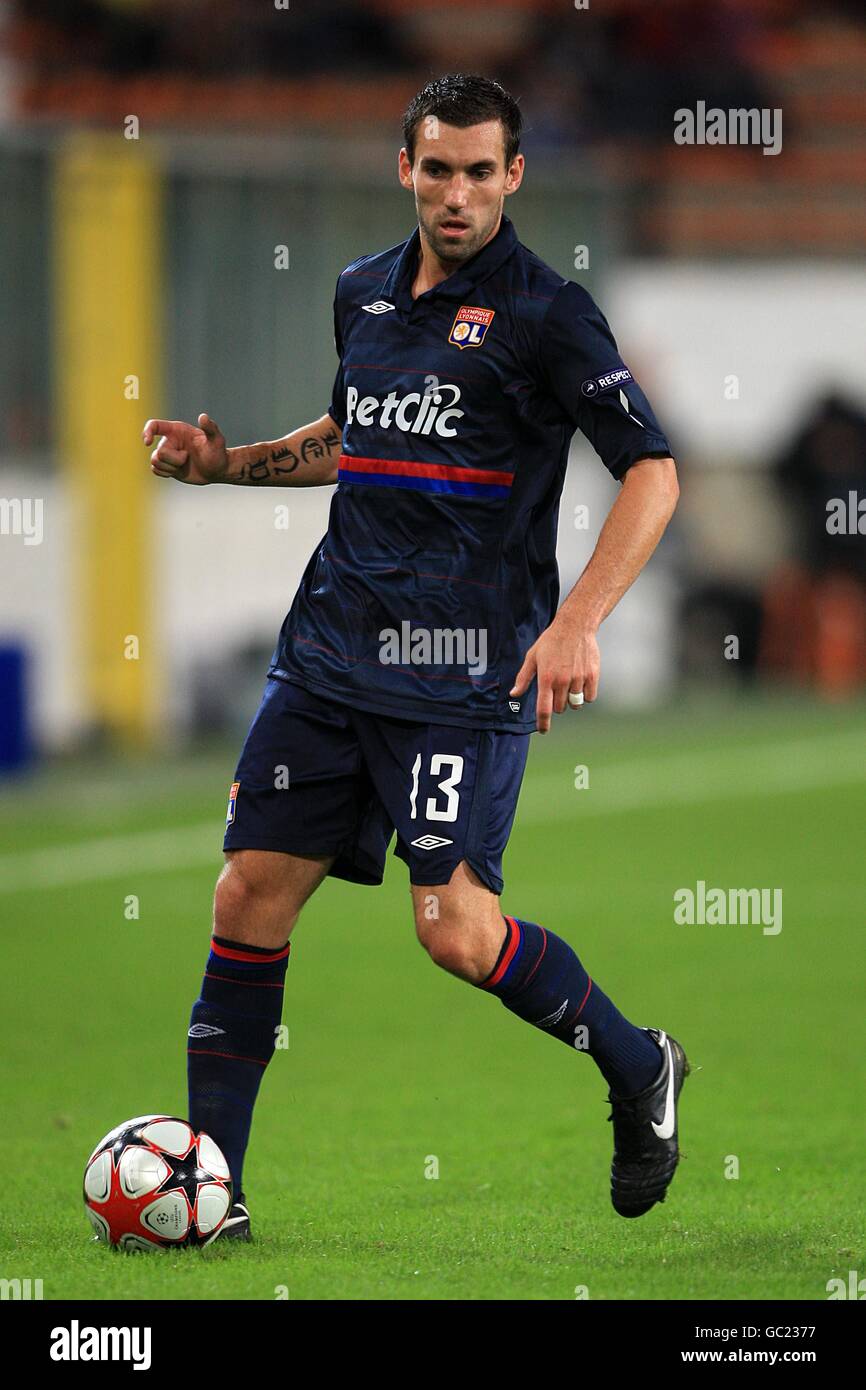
[226,781,240,826]
[448,305,495,350]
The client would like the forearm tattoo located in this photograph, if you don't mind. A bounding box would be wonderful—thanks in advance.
[238,427,341,483]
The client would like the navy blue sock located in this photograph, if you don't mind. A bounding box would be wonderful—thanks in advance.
[187,934,289,1194]
[480,916,662,1097]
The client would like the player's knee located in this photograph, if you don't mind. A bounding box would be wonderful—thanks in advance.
[416,917,487,983]
[213,853,298,945]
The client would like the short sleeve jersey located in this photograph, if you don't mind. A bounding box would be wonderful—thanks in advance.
[269,214,673,731]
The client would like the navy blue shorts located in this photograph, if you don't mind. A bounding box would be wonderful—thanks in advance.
[223,677,530,894]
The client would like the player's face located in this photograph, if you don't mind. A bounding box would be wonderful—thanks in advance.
[399,120,524,266]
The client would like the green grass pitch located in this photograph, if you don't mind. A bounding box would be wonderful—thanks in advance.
[0,694,863,1300]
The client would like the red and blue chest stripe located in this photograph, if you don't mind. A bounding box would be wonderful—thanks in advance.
[338,454,513,500]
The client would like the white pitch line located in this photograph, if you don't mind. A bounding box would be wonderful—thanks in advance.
[520,728,866,816]
[0,731,862,894]
[0,823,221,894]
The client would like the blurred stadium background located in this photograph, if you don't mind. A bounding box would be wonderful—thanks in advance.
[1,0,864,1301]
[2,0,866,755]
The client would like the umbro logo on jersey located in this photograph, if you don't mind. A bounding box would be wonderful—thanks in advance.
[188,1024,226,1038]
[449,304,495,349]
[618,389,645,428]
[410,835,454,851]
[362,300,395,314]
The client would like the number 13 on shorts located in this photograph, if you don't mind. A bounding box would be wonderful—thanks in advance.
[409,752,465,823]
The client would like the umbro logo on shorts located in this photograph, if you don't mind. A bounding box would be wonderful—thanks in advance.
[410,835,454,851]
[362,300,396,314]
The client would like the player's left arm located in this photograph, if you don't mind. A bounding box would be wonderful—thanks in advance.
[510,454,678,733]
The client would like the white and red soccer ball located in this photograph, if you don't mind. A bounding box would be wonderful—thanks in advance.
[83,1115,232,1251]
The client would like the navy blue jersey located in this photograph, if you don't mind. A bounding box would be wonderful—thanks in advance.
[270,214,673,732]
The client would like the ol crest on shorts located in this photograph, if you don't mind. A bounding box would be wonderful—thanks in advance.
[449,305,495,350]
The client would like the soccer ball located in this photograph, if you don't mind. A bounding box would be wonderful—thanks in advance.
[83,1115,232,1251]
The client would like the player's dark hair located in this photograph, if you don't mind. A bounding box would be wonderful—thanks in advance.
[402,73,522,169]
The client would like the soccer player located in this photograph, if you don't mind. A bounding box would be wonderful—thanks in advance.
[143,74,687,1239]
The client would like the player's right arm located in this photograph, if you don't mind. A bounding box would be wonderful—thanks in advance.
[142,412,342,487]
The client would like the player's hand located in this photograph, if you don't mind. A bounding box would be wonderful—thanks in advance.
[510,612,600,734]
[142,413,229,485]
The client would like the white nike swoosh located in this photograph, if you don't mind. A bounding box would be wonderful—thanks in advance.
[651,1034,676,1140]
